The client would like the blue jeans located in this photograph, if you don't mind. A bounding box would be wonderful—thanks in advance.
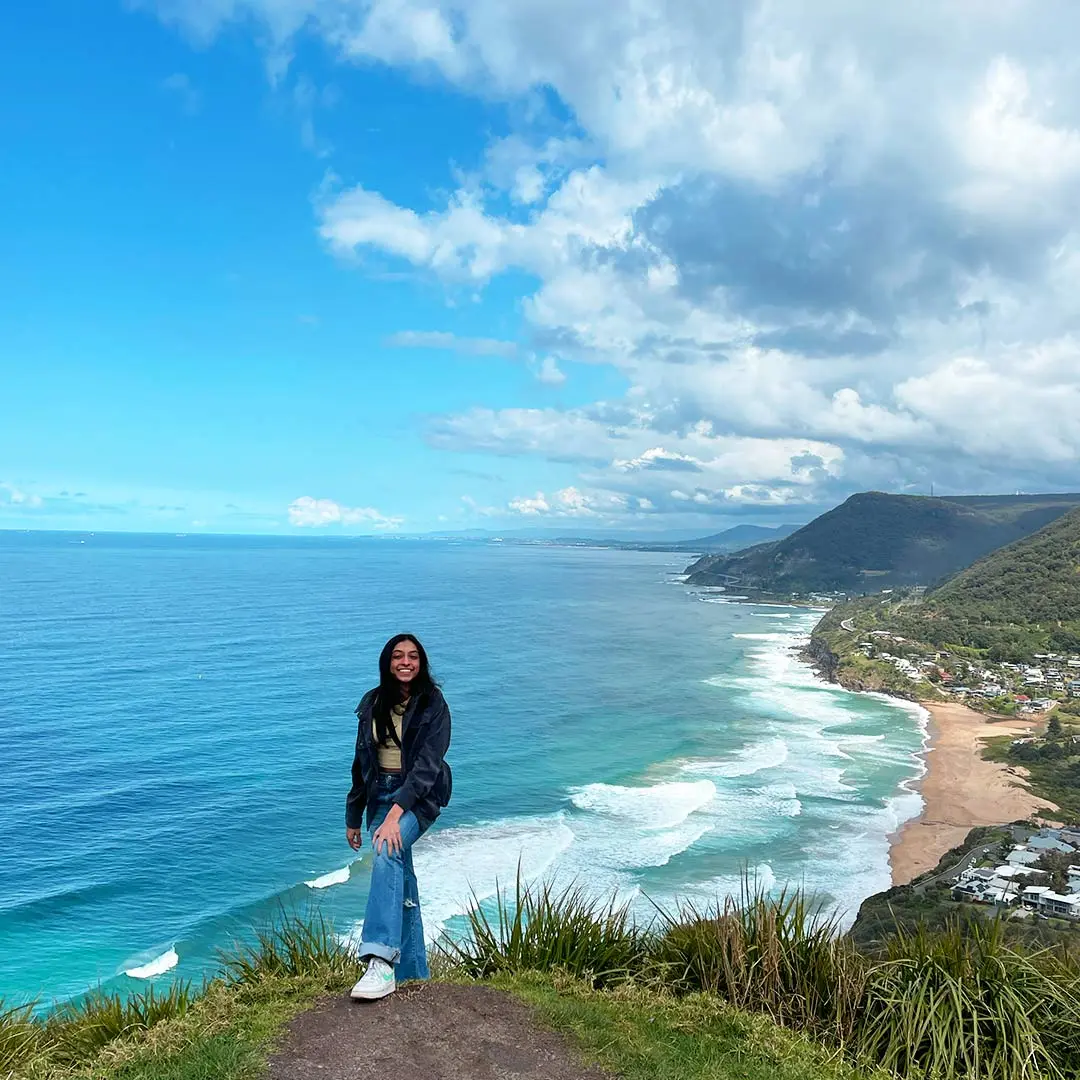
[358,773,429,981]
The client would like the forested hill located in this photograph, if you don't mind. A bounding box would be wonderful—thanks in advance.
[926,506,1080,626]
[685,491,1080,595]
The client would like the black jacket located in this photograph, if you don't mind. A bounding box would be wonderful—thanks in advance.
[345,686,453,832]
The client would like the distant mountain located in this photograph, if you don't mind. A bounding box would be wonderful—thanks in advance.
[417,522,803,552]
[685,491,1080,595]
[666,522,802,553]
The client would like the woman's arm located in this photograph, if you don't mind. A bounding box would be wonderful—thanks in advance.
[345,731,367,832]
[345,693,375,835]
[392,695,451,815]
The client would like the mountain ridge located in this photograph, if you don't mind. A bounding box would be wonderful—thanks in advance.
[685,491,1080,595]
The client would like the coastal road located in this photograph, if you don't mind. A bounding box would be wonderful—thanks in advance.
[913,841,1002,894]
[840,618,856,633]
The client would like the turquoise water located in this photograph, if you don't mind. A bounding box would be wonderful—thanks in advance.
[0,533,927,1007]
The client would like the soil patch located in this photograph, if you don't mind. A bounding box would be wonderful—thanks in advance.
[266,982,611,1080]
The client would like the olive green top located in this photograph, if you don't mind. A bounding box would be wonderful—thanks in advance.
[374,701,406,772]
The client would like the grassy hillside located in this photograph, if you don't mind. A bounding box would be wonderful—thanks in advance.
[8,886,1080,1080]
[803,509,1080,729]
[686,491,1080,596]
[926,506,1080,631]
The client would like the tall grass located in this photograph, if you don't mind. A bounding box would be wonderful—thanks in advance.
[0,1002,42,1075]
[0,983,197,1075]
[445,873,1080,1080]
[220,912,361,988]
[0,917,351,1077]
[438,875,648,988]
[44,983,197,1066]
[653,889,867,1043]
[857,921,1080,1080]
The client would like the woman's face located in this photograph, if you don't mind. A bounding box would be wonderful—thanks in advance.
[390,640,421,686]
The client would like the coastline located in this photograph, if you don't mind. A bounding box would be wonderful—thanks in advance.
[887,701,1057,885]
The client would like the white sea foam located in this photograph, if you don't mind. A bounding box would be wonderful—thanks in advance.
[679,863,779,908]
[124,948,179,979]
[750,612,792,618]
[570,779,716,830]
[699,613,930,926]
[417,815,576,937]
[305,864,352,889]
[681,737,790,778]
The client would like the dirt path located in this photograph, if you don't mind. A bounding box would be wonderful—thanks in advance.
[266,983,611,1080]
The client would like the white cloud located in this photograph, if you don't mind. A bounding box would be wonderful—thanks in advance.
[287,495,402,529]
[385,330,518,357]
[507,486,631,518]
[150,0,1080,521]
[0,483,44,509]
[533,356,566,385]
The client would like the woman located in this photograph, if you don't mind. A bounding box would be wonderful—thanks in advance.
[345,633,452,1000]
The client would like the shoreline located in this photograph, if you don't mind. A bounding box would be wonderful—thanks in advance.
[887,701,1056,885]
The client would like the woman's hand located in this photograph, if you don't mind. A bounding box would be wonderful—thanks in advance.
[372,805,405,855]
[345,827,364,851]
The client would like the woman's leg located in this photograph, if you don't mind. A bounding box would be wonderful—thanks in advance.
[395,848,429,981]
[357,806,423,965]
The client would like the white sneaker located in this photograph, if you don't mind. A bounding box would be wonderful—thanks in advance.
[349,957,396,1000]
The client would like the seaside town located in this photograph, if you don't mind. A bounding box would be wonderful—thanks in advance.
[951,826,1080,921]
[852,632,1080,716]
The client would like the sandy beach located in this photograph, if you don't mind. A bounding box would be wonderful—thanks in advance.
[888,701,1058,885]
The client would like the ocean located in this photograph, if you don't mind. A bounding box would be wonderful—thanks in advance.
[0,532,927,1008]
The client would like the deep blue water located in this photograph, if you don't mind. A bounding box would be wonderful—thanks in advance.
[0,532,926,1006]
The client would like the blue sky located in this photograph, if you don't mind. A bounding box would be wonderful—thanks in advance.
[3,2,1080,535]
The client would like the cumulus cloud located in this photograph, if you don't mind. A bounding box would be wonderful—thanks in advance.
[151,0,1080,521]
[0,483,44,509]
[508,486,634,518]
[287,495,402,529]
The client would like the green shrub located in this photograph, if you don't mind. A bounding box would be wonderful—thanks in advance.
[220,913,361,988]
[652,889,867,1043]
[438,874,648,988]
[0,1000,43,1075]
[857,920,1080,1080]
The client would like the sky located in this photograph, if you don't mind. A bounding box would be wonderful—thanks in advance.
[3,1,1080,536]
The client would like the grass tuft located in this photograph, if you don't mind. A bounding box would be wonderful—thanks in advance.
[652,887,867,1043]
[220,912,363,990]
[436,873,648,988]
[857,919,1080,1080]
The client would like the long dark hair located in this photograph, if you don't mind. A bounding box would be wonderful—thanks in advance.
[372,633,437,748]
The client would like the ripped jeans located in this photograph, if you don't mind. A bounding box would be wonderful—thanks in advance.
[357,772,429,981]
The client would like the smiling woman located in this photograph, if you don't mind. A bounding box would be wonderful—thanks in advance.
[344,634,453,1000]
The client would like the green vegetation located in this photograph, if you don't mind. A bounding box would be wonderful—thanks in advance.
[7,882,1080,1080]
[686,491,1080,595]
[983,716,1080,820]
[922,506,1080,653]
[503,972,884,1080]
[804,506,1080,713]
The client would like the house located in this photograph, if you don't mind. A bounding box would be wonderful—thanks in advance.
[992,864,1046,881]
[1038,892,1080,919]
[1007,847,1043,867]
[1022,885,1052,910]
[1028,836,1077,856]
[1068,866,1080,893]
